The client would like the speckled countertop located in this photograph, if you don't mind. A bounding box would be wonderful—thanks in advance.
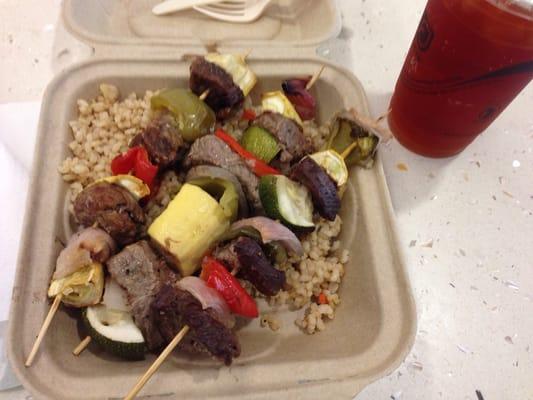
[1,0,532,399]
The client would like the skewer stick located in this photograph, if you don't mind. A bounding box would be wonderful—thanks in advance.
[340,141,360,160]
[199,90,210,101]
[25,293,63,367]
[73,336,92,356]
[123,325,190,400]
[306,65,326,90]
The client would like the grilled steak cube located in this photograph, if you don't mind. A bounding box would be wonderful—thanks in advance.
[106,240,179,351]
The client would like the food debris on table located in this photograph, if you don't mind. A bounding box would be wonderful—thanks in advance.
[396,162,408,171]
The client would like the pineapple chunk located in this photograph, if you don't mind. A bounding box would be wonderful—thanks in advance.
[148,183,230,276]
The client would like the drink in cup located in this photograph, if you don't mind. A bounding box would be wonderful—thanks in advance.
[388,0,533,157]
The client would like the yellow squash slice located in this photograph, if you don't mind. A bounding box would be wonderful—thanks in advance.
[148,183,230,276]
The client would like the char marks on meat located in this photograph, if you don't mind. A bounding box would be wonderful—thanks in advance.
[290,157,340,221]
[73,182,145,245]
[189,57,244,119]
[152,285,241,365]
[106,241,179,351]
[130,115,184,169]
[185,135,262,211]
[255,111,314,163]
[214,236,285,296]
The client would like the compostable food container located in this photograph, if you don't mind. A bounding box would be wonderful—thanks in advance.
[8,1,416,399]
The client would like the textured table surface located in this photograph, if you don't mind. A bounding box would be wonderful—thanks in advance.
[0,0,531,399]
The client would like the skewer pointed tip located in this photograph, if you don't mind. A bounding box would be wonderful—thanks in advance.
[25,293,63,367]
[306,65,326,90]
[123,325,190,400]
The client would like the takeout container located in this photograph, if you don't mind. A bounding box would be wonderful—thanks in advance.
[8,1,416,399]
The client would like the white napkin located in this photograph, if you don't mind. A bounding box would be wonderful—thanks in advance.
[0,101,40,321]
[0,101,40,390]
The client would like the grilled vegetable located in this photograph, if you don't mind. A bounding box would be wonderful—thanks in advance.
[151,89,215,142]
[82,305,145,360]
[263,240,288,264]
[204,53,257,96]
[241,108,256,121]
[326,111,380,168]
[148,183,230,276]
[111,147,158,190]
[176,276,236,328]
[102,277,130,313]
[261,91,303,126]
[215,129,281,176]
[188,177,239,222]
[201,257,259,318]
[290,157,340,221]
[230,217,303,256]
[54,227,115,280]
[308,150,348,187]
[95,174,150,200]
[259,175,314,231]
[282,77,316,121]
[240,126,280,163]
[218,225,288,265]
[48,262,105,308]
[186,165,249,219]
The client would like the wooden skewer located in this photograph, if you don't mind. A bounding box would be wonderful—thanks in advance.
[199,89,210,101]
[25,293,63,367]
[73,336,92,356]
[306,65,326,90]
[123,325,190,400]
[340,141,360,160]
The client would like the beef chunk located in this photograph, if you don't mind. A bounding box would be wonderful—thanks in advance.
[189,57,244,119]
[290,157,340,221]
[214,236,286,296]
[130,115,184,169]
[151,285,241,365]
[254,111,314,163]
[106,241,179,351]
[184,135,261,211]
[73,182,145,245]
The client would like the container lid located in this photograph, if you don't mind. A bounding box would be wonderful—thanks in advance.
[62,0,342,49]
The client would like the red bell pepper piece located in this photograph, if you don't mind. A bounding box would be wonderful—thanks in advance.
[214,129,280,177]
[133,147,158,188]
[111,147,137,175]
[241,108,256,121]
[110,146,158,189]
[201,256,259,318]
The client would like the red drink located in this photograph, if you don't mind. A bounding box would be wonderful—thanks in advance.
[389,0,533,157]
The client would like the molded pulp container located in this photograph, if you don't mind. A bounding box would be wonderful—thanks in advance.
[8,1,416,399]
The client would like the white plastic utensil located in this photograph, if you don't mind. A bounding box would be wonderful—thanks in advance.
[193,0,273,23]
[152,0,224,16]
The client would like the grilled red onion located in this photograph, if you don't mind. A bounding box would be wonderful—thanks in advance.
[54,227,116,280]
[102,277,130,312]
[282,77,316,121]
[231,216,303,256]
